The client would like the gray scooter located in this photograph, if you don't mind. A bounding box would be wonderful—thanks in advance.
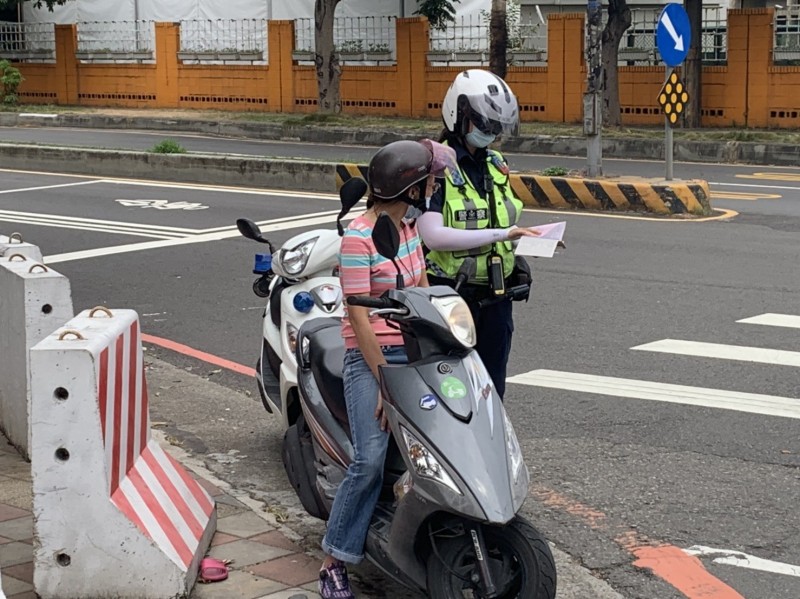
[283,212,557,598]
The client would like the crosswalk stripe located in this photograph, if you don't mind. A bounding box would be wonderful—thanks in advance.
[507,370,800,419]
[736,313,800,330]
[631,339,800,368]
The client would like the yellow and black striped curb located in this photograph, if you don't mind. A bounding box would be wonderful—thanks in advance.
[336,164,712,216]
[511,175,711,216]
[336,164,369,188]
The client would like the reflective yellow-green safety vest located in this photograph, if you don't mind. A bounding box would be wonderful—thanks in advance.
[426,149,523,284]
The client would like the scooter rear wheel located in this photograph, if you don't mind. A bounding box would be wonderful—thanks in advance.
[426,516,556,599]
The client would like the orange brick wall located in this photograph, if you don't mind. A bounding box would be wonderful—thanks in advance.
[10,10,799,128]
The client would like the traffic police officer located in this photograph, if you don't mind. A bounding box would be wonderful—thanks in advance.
[417,69,540,399]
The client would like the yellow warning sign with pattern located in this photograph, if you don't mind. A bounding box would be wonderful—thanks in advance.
[657,71,689,126]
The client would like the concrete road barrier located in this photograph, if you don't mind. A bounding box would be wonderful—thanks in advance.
[0,253,73,459]
[0,143,336,192]
[0,232,43,261]
[30,308,216,599]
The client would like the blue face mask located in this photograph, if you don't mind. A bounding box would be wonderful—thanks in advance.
[405,204,423,221]
[465,129,497,149]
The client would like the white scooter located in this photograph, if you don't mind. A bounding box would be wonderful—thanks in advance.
[236,178,368,428]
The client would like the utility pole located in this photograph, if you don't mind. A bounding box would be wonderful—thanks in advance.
[585,0,603,177]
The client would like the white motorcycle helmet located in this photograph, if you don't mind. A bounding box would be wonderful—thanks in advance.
[441,69,520,138]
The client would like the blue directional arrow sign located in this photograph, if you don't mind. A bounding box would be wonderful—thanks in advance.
[656,3,691,67]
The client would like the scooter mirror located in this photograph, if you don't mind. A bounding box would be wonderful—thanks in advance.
[373,212,404,289]
[372,212,400,261]
[236,218,267,243]
[336,178,368,236]
[339,177,367,212]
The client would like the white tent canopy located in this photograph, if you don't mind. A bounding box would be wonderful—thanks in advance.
[23,0,490,24]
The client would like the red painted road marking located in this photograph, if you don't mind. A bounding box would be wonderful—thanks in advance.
[534,488,745,599]
[628,544,745,599]
[142,333,257,377]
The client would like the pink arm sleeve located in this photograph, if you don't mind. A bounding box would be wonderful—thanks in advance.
[417,211,511,252]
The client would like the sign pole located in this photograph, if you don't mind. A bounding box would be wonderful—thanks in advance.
[665,66,674,181]
[656,4,691,182]
[585,0,603,178]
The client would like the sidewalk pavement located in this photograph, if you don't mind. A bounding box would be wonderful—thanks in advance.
[0,435,323,599]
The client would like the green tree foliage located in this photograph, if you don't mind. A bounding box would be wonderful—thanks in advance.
[0,59,23,105]
[415,0,461,31]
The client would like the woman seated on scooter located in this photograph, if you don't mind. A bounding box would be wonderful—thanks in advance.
[318,139,453,598]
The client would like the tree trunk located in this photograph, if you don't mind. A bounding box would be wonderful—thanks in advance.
[315,0,342,114]
[489,0,507,78]
[601,0,632,126]
[684,0,702,128]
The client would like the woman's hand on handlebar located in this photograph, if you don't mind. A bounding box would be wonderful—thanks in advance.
[347,296,393,309]
[507,227,542,241]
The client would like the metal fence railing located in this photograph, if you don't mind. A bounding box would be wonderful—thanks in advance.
[0,21,56,61]
[775,6,800,63]
[293,16,396,62]
[616,8,660,65]
[616,7,727,66]
[700,7,727,65]
[428,14,546,64]
[430,14,489,55]
[178,19,267,62]
[76,21,155,61]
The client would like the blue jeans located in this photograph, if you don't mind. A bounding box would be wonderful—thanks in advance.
[321,346,407,564]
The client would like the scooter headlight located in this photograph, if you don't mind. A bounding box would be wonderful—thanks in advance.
[401,427,462,495]
[430,295,476,348]
[503,411,525,483]
[281,237,317,276]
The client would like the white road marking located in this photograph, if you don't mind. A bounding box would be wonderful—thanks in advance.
[709,181,800,191]
[0,180,102,194]
[507,369,800,419]
[0,216,180,240]
[0,209,198,233]
[43,210,354,264]
[0,168,342,201]
[104,179,340,201]
[631,339,800,367]
[737,313,800,330]
[685,546,800,578]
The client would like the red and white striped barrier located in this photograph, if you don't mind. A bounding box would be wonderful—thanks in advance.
[30,308,216,599]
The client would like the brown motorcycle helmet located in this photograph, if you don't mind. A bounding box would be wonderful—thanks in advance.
[368,140,433,202]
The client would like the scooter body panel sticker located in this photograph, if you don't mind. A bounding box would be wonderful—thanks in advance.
[440,376,468,400]
[419,394,438,410]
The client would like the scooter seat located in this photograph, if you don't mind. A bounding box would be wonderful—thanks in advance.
[303,319,348,428]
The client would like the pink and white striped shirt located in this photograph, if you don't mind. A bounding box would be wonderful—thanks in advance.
[339,215,426,349]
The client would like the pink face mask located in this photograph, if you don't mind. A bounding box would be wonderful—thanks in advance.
[419,139,458,178]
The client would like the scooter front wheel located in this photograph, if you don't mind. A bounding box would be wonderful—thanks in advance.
[426,516,556,599]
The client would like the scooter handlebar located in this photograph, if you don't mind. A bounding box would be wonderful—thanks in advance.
[347,296,395,309]
[476,284,531,308]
